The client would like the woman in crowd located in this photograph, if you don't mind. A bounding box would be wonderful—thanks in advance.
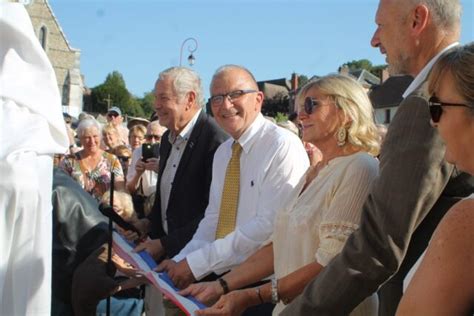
[129,124,147,151]
[102,123,123,152]
[59,118,124,200]
[182,74,381,316]
[397,43,474,315]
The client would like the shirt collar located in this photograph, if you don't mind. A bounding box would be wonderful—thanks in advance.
[234,113,265,154]
[168,109,201,144]
[402,42,459,98]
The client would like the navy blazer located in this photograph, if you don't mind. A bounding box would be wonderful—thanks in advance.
[149,110,228,258]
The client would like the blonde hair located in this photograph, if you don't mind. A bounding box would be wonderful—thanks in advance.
[428,42,474,111]
[297,74,380,156]
[101,190,136,222]
[129,124,146,137]
[102,123,120,136]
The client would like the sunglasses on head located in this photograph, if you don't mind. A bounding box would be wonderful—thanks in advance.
[117,155,130,162]
[302,97,322,115]
[428,95,472,123]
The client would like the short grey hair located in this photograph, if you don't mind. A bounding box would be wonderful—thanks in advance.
[157,67,204,107]
[76,118,102,139]
[408,0,462,31]
[211,64,258,91]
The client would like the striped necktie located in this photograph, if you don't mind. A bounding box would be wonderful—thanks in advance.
[215,142,242,239]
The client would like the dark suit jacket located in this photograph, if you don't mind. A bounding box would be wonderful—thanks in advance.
[149,110,228,258]
[281,86,474,315]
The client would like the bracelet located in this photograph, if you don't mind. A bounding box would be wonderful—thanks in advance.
[271,278,279,304]
[218,278,230,294]
[255,287,264,304]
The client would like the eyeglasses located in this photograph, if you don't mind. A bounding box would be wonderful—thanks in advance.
[209,89,258,106]
[117,156,130,162]
[428,95,472,123]
[107,113,119,118]
[145,134,161,141]
[302,97,322,115]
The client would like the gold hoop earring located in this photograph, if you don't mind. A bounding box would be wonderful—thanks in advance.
[336,127,347,147]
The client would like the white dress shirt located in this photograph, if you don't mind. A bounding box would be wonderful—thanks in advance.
[160,110,201,234]
[402,42,459,98]
[127,147,158,197]
[174,114,309,279]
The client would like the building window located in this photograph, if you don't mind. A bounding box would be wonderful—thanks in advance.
[385,109,391,124]
[39,26,47,50]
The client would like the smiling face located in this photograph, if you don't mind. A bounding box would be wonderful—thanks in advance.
[431,71,474,174]
[80,126,101,154]
[210,68,263,140]
[371,0,412,75]
[297,88,344,148]
[154,77,194,134]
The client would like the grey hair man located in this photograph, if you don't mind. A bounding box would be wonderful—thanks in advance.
[122,67,228,314]
[281,1,474,315]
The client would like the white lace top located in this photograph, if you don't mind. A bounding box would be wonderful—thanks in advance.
[272,152,379,315]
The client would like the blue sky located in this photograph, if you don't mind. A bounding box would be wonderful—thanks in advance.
[49,0,473,98]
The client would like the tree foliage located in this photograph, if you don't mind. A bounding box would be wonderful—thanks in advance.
[88,71,153,118]
[341,59,386,77]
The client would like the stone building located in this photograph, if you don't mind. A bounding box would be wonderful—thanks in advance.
[19,0,84,117]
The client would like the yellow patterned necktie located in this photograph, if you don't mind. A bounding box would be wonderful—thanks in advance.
[215,142,242,239]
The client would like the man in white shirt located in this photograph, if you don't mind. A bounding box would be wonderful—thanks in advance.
[155,65,308,311]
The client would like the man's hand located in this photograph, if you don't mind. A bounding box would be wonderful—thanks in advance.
[179,281,223,305]
[134,238,165,260]
[156,259,196,289]
[195,289,255,316]
[116,218,150,242]
[144,157,159,173]
[135,159,146,175]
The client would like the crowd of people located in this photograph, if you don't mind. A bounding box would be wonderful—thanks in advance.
[1,0,473,316]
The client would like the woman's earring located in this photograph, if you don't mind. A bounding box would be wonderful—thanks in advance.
[336,127,347,147]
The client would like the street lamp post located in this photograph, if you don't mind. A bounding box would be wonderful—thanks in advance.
[179,37,198,67]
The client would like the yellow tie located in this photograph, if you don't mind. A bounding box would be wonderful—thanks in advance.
[215,142,242,239]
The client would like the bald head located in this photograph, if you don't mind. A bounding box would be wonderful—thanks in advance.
[210,65,258,92]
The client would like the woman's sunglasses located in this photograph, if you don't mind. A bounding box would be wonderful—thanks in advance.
[303,97,322,115]
[428,95,472,123]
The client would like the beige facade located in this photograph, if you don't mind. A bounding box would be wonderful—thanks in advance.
[19,0,84,116]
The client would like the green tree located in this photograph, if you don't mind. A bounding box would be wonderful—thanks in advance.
[341,59,386,77]
[298,74,309,87]
[136,91,155,118]
[90,71,133,115]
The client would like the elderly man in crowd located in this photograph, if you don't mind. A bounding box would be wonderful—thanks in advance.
[281,1,474,315]
[147,65,309,315]
[124,67,228,314]
[106,106,129,145]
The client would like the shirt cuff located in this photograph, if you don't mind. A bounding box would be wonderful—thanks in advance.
[186,250,211,281]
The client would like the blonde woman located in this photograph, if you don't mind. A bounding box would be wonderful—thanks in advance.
[182,74,381,316]
[129,124,147,151]
[102,123,123,152]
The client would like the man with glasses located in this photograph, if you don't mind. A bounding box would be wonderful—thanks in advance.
[151,65,308,315]
[122,67,228,315]
[106,106,129,145]
[126,121,166,206]
[281,1,474,315]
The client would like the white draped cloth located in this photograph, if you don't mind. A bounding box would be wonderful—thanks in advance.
[0,2,69,315]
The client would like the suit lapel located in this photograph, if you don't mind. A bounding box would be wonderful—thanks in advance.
[171,111,206,186]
